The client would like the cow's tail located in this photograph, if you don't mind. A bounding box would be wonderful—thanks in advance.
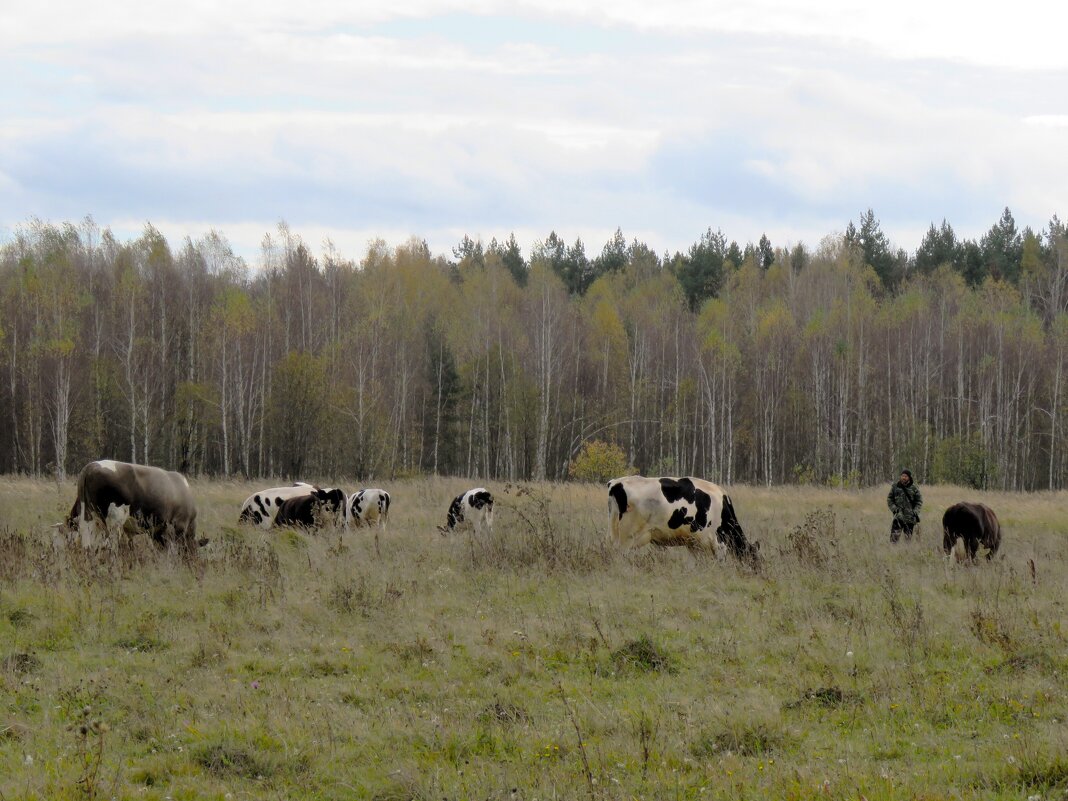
[72,467,92,526]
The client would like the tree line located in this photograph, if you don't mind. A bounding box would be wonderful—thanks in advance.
[1,208,1066,490]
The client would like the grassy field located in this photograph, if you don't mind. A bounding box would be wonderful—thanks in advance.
[0,477,1066,800]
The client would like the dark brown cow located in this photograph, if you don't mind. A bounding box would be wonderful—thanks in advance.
[942,502,1001,561]
[66,460,198,552]
[274,488,347,529]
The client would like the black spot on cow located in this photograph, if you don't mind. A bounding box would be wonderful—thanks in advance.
[608,482,628,516]
[351,491,364,519]
[691,488,712,531]
[252,511,262,525]
[468,490,493,510]
[659,477,696,504]
[275,496,284,507]
[667,507,692,530]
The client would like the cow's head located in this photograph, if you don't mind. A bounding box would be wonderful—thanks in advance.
[716,494,761,565]
[312,488,346,523]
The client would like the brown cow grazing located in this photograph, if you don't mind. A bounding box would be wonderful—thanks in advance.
[65,460,199,554]
[942,502,1001,562]
[274,488,347,529]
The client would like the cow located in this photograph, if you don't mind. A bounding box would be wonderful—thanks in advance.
[348,488,391,556]
[942,502,1001,562]
[65,460,198,553]
[239,482,317,529]
[607,475,758,563]
[347,489,391,530]
[440,488,494,535]
[274,487,347,529]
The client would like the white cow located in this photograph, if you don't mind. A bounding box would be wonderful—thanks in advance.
[606,475,757,561]
[347,489,391,530]
[440,488,494,535]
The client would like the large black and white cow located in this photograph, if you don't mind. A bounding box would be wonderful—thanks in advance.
[239,483,317,529]
[347,489,391,530]
[65,460,198,552]
[440,488,494,535]
[943,502,1001,562]
[607,475,758,562]
[274,487,347,529]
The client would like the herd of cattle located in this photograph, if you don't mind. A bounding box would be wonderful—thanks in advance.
[57,460,1002,563]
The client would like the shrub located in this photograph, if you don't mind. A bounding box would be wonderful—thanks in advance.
[611,635,677,674]
[568,440,633,483]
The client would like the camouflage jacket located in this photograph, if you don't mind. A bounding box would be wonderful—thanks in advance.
[887,481,922,524]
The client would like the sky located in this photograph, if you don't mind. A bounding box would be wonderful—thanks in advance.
[1,0,1066,264]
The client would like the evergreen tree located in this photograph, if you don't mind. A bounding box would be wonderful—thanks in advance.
[725,240,743,269]
[980,207,1023,282]
[487,233,527,286]
[849,209,896,285]
[958,240,986,286]
[674,227,727,310]
[453,235,484,269]
[592,228,627,282]
[757,234,774,270]
[915,220,959,274]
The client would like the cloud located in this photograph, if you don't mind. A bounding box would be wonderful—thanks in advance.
[1,2,1066,262]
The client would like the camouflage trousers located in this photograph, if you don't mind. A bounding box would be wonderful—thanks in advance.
[890,518,917,543]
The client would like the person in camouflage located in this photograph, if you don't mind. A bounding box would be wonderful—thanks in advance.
[887,469,922,543]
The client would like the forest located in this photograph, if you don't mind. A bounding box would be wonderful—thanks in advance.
[1,207,1066,490]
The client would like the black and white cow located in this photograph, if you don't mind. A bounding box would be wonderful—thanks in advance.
[347,489,391,530]
[607,475,758,562]
[239,482,317,529]
[274,487,347,529]
[943,502,1001,562]
[65,460,198,552]
[440,488,494,535]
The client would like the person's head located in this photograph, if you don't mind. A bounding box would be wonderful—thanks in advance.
[899,469,913,485]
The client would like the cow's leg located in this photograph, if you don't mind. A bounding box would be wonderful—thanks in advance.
[105,503,130,552]
[689,527,726,560]
[613,513,640,549]
[77,502,97,549]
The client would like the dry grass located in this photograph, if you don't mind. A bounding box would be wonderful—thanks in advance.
[0,476,1066,799]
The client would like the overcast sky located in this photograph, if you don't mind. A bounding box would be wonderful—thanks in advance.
[2,1,1066,263]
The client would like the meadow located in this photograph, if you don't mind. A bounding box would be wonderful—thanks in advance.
[0,477,1066,800]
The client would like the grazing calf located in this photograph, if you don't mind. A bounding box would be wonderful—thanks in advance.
[607,475,758,562]
[347,489,391,530]
[239,483,316,529]
[440,488,494,535]
[943,502,1001,562]
[65,460,198,553]
[275,488,347,529]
